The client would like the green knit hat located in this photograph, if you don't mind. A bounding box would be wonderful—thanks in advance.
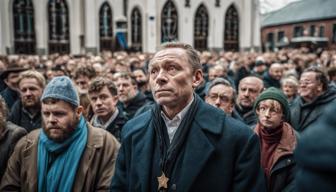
[254,87,290,122]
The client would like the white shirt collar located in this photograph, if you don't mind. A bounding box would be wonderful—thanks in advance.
[161,96,194,143]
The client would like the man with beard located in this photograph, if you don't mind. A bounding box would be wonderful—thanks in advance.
[233,76,264,127]
[9,70,45,132]
[111,42,265,191]
[0,96,26,181]
[88,77,127,142]
[0,76,120,191]
[115,72,148,119]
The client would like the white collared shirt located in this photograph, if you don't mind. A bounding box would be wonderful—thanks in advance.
[161,96,194,143]
[91,108,119,129]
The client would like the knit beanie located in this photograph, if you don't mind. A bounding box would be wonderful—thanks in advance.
[41,76,79,107]
[254,87,290,122]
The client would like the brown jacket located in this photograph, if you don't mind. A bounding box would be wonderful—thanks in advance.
[0,124,120,192]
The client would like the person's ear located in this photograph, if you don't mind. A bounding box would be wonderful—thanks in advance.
[192,69,203,88]
[76,106,84,117]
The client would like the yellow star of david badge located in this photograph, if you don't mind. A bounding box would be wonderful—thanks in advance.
[157,172,169,190]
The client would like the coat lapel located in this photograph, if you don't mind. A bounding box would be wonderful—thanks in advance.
[178,123,215,191]
[134,121,155,191]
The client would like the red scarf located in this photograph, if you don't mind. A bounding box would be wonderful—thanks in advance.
[255,123,283,179]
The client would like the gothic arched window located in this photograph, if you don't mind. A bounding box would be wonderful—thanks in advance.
[161,0,178,43]
[194,4,208,51]
[224,4,239,51]
[48,0,70,54]
[13,0,36,54]
[131,7,142,51]
[99,2,113,51]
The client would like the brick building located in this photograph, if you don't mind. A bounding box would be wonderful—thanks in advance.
[261,0,336,51]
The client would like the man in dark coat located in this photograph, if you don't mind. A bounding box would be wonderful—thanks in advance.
[115,72,148,119]
[233,76,264,127]
[0,64,27,111]
[263,63,284,89]
[9,70,45,132]
[290,66,336,132]
[0,96,27,181]
[295,103,336,191]
[111,42,266,191]
[88,77,127,142]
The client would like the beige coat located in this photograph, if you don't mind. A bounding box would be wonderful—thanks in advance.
[0,124,120,192]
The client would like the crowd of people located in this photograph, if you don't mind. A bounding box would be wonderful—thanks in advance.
[0,43,336,191]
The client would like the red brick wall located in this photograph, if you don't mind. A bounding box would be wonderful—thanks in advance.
[261,18,336,49]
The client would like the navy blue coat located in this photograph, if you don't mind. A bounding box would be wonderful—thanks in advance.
[111,99,266,192]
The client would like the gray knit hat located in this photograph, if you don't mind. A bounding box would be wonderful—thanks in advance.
[41,76,79,107]
[254,87,290,122]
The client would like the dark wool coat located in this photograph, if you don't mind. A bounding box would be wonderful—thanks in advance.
[0,121,27,180]
[104,110,128,142]
[9,100,42,133]
[111,99,266,192]
[263,71,281,89]
[290,85,336,132]
[120,91,148,120]
[233,105,258,127]
[295,104,336,192]
[0,87,19,111]
[0,124,120,192]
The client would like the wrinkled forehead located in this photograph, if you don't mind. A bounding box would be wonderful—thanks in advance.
[149,48,188,67]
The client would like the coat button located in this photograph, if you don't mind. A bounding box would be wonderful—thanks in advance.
[171,184,176,191]
[287,159,291,164]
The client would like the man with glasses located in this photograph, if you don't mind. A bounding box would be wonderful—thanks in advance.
[290,66,336,132]
[205,78,241,120]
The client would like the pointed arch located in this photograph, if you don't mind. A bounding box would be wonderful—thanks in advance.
[194,4,208,51]
[48,0,70,54]
[224,4,239,51]
[131,7,142,51]
[161,0,178,43]
[13,0,36,54]
[99,1,113,51]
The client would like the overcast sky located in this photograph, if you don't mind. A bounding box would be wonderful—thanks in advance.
[259,0,301,14]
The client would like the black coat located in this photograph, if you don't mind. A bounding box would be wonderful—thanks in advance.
[0,88,19,111]
[0,121,27,180]
[112,97,266,191]
[269,155,296,192]
[105,110,128,142]
[295,104,336,191]
[263,71,280,89]
[290,85,336,132]
[9,100,42,133]
[233,105,258,127]
[120,91,148,120]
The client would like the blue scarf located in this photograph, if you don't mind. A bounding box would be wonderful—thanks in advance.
[38,115,88,192]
